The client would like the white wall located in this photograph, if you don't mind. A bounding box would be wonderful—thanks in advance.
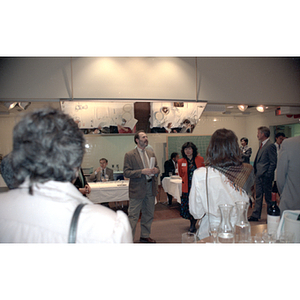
[1,57,300,106]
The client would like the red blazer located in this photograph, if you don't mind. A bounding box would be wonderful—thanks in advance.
[178,156,205,194]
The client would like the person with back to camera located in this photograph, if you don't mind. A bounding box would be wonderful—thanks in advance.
[240,137,252,164]
[272,132,285,195]
[277,135,300,215]
[189,128,255,240]
[178,142,205,233]
[0,107,132,243]
[0,152,16,190]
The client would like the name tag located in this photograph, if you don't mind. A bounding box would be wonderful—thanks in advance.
[182,163,187,166]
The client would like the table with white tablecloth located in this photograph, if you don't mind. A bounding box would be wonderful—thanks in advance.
[88,181,129,203]
[161,177,182,203]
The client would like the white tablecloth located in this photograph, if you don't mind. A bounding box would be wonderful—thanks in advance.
[161,177,182,203]
[88,181,129,203]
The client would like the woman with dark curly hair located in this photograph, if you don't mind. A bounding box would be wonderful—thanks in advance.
[178,142,205,233]
[189,128,255,240]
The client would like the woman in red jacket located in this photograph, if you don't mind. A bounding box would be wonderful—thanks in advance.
[178,142,205,233]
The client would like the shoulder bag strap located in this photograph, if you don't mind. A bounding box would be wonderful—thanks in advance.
[68,203,87,243]
[206,166,210,230]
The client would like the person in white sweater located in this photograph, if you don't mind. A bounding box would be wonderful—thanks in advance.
[0,108,132,243]
[189,128,255,240]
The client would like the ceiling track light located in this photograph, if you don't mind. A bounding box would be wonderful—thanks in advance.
[18,102,31,110]
[2,101,31,111]
[256,105,265,112]
[3,101,18,110]
[237,105,248,112]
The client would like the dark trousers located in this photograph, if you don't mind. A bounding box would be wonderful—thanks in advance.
[272,181,280,195]
[167,193,173,205]
[251,176,273,219]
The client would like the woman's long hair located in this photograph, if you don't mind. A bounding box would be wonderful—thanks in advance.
[205,128,242,167]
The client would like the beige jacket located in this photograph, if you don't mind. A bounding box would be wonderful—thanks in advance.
[123,148,159,199]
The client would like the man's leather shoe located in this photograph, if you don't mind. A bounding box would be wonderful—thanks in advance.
[248,216,259,222]
[140,237,156,243]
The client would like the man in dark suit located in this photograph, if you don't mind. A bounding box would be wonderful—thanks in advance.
[123,130,160,243]
[162,152,179,205]
[89,158,114,182]
[277,135,300,215]
[89,158,114,207]
[74,168,91,197]
[248,126,277,221]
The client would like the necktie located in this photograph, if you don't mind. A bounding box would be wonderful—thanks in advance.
[102,169,105,177]
[259,143,262,149]
[142,150,149,168]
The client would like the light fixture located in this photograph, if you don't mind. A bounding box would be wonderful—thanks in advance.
[3,102,18,110]
[2,101,31,111]
[238,105,248,112]
[256,105,265,112]
[18,102,31,110]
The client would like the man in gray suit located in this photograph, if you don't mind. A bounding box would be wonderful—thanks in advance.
[89,158,114,208]
[248,126,277,221]
[123,130,160,243]
[277,135,300,215]
[89,158,114,182]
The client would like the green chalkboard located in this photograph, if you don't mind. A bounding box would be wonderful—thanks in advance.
[167,135,211,159]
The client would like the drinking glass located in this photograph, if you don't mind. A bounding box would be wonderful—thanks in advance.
[182,232,196,243]
[262,229,277,243]
[279,232,295,243]
[253,233,265,243]
[209,223,219,243]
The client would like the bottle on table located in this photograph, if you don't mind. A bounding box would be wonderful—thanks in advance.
[267,192,280,235]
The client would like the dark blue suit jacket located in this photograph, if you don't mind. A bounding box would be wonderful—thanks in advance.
[254,139,277,180]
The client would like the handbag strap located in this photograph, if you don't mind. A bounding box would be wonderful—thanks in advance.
[206,166,210,229]
[68,203,87,243]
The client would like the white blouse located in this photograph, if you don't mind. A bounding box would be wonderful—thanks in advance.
[189,167,250,240]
